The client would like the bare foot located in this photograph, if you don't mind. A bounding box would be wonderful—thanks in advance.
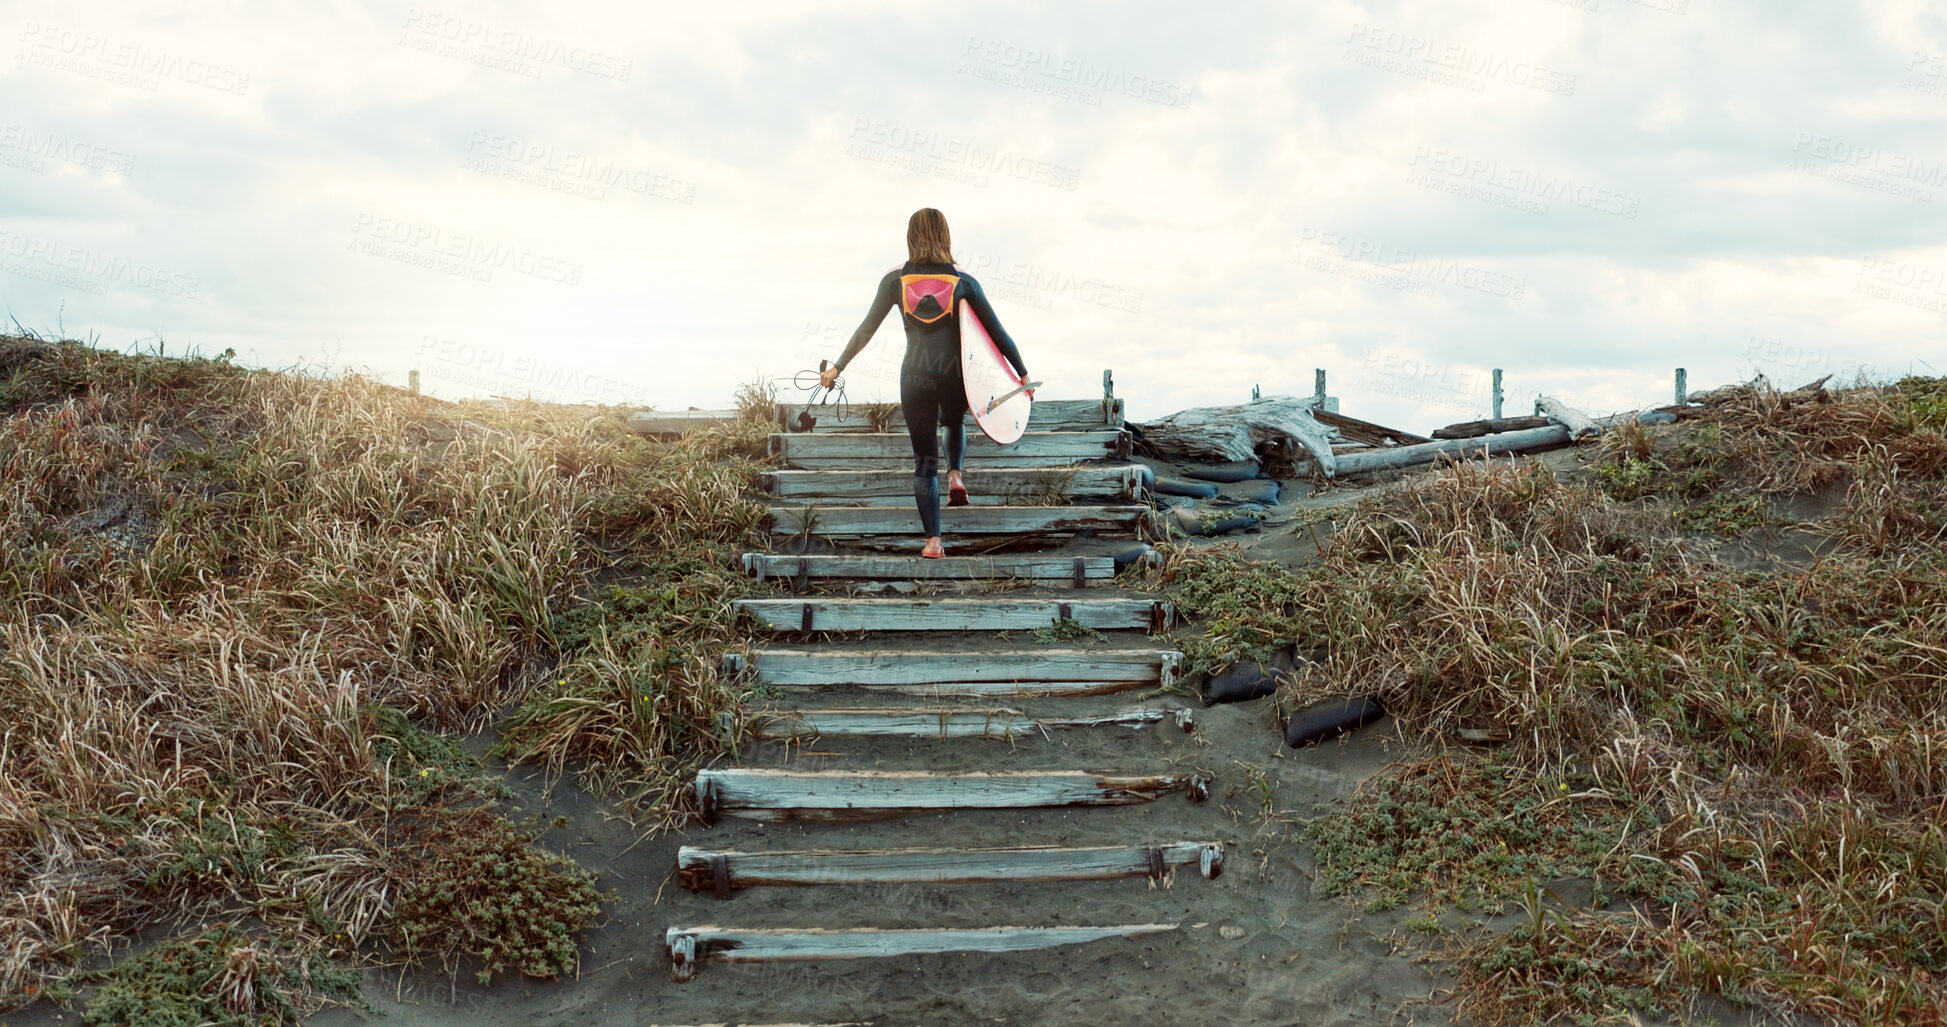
[921,536,945,558]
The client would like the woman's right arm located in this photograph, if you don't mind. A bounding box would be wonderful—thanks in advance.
[832,272,900,375]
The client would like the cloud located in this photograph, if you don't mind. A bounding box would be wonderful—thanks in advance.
[0,0,1941,430]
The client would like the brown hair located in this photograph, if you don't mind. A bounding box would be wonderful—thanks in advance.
[906,208,956,265]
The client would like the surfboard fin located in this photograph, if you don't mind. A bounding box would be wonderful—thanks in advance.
[983,380,1043,416]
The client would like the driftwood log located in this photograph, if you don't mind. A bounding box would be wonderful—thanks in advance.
[1331,425,1574,476]
[1329,409,1675,477]
[1134,396,1337,476]
[1431,415,1550,440]
[1535,395,1600,440]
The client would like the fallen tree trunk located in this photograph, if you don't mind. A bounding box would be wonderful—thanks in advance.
[1134,396,1337,476]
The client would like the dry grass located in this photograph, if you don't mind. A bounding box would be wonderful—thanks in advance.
[0,333,772,1014]
[1147,378,1947,1025]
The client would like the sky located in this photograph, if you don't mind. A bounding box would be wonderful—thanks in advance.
[1,0,1943,431]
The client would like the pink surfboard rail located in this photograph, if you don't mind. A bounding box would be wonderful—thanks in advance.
[960,300,1032,445]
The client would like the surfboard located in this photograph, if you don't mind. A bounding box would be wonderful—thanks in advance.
[960,301,1033,445]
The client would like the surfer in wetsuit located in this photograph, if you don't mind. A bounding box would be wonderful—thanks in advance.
[819,208,1029,558]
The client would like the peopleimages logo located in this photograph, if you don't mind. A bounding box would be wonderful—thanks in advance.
[1294,226,1527,301]
[1,124,136,176]
[399,9,631,80]
[348,213,583,285]
[1344,24,1576,96]
[960,37,1194,109]
[0,225,199,296]
[1407,146,1639,218]
[16,21,251,94]
[846,119,1080,191]
[464,131,695,203]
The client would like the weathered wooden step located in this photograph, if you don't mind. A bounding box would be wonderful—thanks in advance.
[770,430,1129,469]
[694,768,1213,823]
[768,505,1154,540]
[729,648,1182,689]
[667,922,1176,981]
[625,409,739,435]
[774,397,1123,434]
[761,465,1142,503]
[744,553,1116,586]
[748,706,1194,739]
[732,597,1174,632]
[675,841,1223,893]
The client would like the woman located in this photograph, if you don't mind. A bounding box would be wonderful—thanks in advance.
[820,208,1029,558]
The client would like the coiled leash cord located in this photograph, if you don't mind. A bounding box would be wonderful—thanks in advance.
[784,360,848,432]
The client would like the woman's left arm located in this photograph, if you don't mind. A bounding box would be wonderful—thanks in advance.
[962,274,1028,379]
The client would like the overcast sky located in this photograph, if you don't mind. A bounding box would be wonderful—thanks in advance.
[2,0,1943,429]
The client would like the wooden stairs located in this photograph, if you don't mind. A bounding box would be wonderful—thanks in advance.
[664,386,1221,982]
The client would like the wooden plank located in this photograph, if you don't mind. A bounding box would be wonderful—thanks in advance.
[760,466,1141,502]
[694,768,1213,823]
[748,706,1189,739]
[786,454,1104,470]
[646,1023,867,1027]
[626,410,739,434]
[790,534,1110,554]
[743,554,1115,583]
[676,841,1224,891]
[872,681,1155,698]
[771,430,1124,468]
[733,598,1174,632]
[773,398,1116,434]
[737,648,1181,686]
[1328,424,1573,476]
[767,505,1153,539]
[667,923,1178,981]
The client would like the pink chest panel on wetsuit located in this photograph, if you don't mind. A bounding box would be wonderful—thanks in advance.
[899,274,959,324]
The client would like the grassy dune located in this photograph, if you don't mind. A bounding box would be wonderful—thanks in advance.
[1149,376,1947,1025]
[10,331,1943,1025]
[0,334,771,1022]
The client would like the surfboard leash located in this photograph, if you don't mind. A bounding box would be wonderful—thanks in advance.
[785,360,848,432]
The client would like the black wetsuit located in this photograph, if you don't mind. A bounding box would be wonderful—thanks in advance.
[832,260,1028,538]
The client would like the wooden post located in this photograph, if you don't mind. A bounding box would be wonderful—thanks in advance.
[1314,369,1326,406]
[408,369,419,395]
[1491,369,1504,419]
[1251,384,1260,401]
[1102,369,1115,424]
[1675,368,1687,404]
